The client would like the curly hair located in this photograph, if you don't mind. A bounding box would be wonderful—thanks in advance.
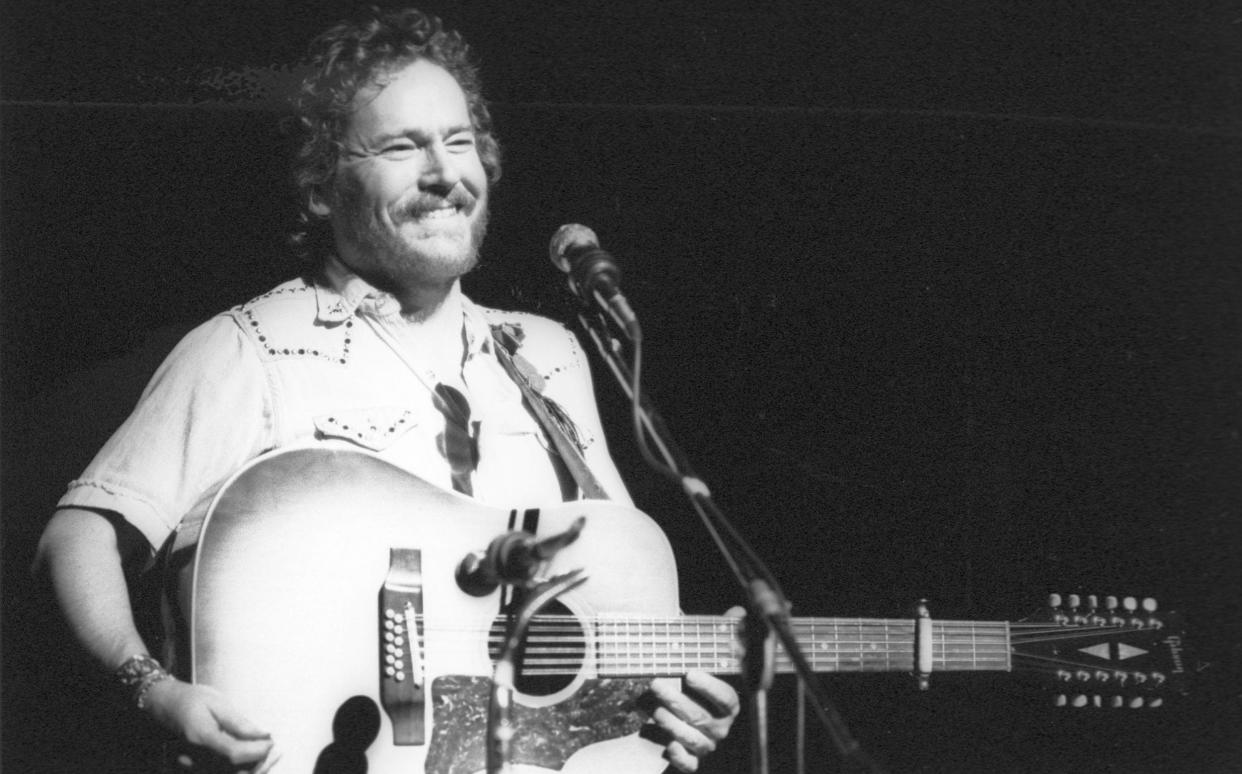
[288,6,502,264]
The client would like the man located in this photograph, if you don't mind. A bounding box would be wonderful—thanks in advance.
[34,7,738,773]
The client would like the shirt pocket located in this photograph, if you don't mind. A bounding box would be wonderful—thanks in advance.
[313,406,424,452]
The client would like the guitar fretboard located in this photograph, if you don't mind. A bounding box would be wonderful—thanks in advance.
[440,615,1013,677]
[592,616,1012,676]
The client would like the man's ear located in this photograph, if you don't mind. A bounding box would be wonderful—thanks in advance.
[308,188,332,217]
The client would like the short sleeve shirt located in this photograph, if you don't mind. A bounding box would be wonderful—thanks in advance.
[57,259,631,552]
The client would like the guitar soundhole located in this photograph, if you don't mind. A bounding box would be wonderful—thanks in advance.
[487,599,584,696]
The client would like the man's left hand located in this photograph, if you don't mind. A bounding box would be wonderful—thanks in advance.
[649,669,740,772]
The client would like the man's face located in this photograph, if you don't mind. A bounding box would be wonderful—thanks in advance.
[312,58,490,298]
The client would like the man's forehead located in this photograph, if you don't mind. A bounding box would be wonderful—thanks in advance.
[345,59,472,141]
[358,59,469,114]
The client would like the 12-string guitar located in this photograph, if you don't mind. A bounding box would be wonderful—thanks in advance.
[171,447,1191,774]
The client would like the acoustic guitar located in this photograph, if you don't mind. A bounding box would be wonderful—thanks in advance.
[173,447,1190,774]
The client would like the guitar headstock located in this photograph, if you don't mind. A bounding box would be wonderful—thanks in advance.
[1011,594,1193,708]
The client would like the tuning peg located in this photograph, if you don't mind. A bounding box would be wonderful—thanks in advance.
[1148,698,1163,708]
[1055,694,1068,707]
[1122,597,1146,627]
[1071,694,1089,708]
[1103,596,1126,626]
[1142,598,1164,629]
[1067,594,1092,624]
[1129,697,1145,709]
[1110,696,1124,708]
[1086,594,1105,623]
[1087,594,1107,625]
[1048,594,1070,624]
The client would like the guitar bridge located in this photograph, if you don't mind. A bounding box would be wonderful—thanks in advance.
[380,548,425,745]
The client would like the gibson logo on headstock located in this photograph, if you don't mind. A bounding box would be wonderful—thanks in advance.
[1163,635,1186,675]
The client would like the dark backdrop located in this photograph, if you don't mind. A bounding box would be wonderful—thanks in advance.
[3,1,1240,772]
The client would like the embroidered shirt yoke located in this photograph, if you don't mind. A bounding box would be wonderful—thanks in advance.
[57,260,631,552]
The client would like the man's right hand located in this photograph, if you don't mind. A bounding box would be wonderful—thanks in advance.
[143,679,279,773]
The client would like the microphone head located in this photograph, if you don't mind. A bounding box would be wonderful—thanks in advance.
[549,223,599,273]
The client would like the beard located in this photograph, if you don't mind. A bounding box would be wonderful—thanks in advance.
[330,183,490,298]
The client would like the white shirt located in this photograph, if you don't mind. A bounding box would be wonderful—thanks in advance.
[58,259,630,552]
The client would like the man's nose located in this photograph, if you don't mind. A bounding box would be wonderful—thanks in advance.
[420,140,462,190]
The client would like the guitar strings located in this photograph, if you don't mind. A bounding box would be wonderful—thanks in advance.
[395,616,1013,675]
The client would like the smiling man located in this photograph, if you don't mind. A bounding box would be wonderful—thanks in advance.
[35,7,737,773]
[314,57,491,315]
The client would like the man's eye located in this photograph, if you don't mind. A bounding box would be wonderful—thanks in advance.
[447,135,476,152]
[381,143,418,155]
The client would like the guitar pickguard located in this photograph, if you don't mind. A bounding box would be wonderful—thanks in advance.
[426,676,653,774]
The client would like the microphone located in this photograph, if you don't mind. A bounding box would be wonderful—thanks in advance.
[548,224,640,340]
[456,516,586,597]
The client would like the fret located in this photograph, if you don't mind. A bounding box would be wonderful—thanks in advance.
[714,615,734,671]
[665,617,673,675]
[625,616,634,673]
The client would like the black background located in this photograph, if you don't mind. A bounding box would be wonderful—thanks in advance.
[3,1,1240,772]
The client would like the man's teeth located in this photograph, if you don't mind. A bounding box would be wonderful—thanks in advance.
[418,207,458,220]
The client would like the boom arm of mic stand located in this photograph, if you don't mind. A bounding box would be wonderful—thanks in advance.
[576,310,884,774]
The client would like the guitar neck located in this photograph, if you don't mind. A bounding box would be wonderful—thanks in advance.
[588,615,1013,677]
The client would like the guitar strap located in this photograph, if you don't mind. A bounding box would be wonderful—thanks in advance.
[490,323,611,501]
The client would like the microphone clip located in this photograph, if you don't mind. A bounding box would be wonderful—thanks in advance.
[456,516,586,597]
[548,223,641,342]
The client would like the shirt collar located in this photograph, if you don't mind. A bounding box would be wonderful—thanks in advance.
[315,254,492,357]
[315,254,379,322]
[460,293,495,357]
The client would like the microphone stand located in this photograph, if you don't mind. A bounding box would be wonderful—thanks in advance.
[575,306,884,774]
[487,569,588,774]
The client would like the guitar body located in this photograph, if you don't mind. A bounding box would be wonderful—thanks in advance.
[178,447,680,774]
